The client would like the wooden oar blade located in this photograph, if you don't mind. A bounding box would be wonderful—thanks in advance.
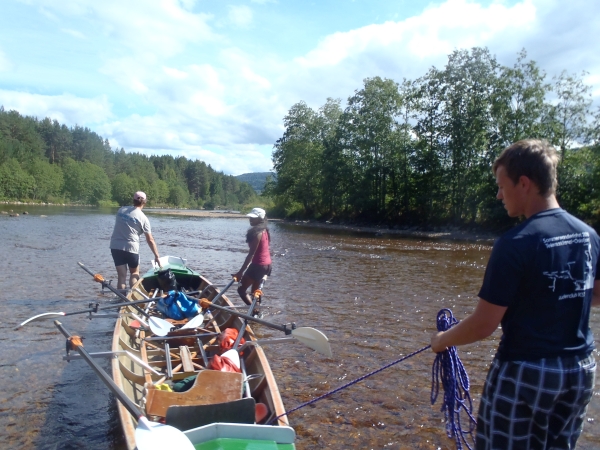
[15,312,66,330]
[291,327,332,358]
[135,417,195,450]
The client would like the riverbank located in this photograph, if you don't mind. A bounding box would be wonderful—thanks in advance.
[282,220,499,243]
[145,209,248,219]
[145,208,499,243]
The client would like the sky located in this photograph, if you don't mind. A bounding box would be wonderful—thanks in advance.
[1,0,599,175]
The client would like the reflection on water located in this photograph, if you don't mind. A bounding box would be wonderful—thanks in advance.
[1,205,599,449]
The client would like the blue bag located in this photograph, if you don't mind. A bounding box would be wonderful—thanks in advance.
[156,291,199,320]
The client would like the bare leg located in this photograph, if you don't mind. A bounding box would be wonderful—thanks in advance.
[115,264,128,290]
[237,274,254,305]
[129,266,140,288]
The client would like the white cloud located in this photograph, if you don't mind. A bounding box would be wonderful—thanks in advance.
[4,0,600,175]
[0,90,112,125]
[296,0,536,69]
[28,0,216,57]
[98,114,272,174]
[228,5,253,27]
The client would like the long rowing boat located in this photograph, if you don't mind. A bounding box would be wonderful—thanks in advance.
[17,255,331,448]
[111,255,296,449]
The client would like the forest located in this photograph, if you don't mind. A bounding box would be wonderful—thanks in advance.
[0,109,258,209]
[269,48,600,231]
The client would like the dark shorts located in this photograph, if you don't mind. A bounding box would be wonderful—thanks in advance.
[245,263,272,282]
[111,249,140,268]
[476,354,596,450]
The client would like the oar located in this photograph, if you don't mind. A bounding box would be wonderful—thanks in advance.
[15,302,178,337]
[208,276,238,305]
[54,320,194,450]
[199,299,332,357]
[77,262,205,337]
[77,262,151,320]
[232,275,267,350]
[15,299,163,329]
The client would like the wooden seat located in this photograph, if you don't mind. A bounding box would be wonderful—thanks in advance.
[145,370,243,417]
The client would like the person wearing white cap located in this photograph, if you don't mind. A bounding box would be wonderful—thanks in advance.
[109,191,161,290]
[232,207,272,313]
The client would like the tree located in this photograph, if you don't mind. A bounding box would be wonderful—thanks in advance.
[545,71,593,156]
[62,158,110,204]
[38,118,73,165]
[111,172,137,205]
[342,77,403,218]
[26,158,64,201]
[491,50,548,148]
[0,158,35,199]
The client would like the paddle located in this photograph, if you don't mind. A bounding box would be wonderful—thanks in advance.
[232,275,267,350]
[54,320,194,450]
[199,299,332,357]
[15,299,164,329]
[14,301,182,337]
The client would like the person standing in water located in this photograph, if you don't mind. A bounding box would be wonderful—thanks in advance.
[232,207,272,314]
[109,191,161,290]
[431,139,600,449]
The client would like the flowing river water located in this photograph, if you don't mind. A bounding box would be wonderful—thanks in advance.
[1,205,600,450]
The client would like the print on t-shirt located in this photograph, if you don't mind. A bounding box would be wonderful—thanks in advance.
[542,232,594,299]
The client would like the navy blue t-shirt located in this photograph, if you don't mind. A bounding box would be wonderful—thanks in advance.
[478,208,600,361]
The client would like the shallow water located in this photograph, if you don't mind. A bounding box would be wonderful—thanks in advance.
[1,205,599,449]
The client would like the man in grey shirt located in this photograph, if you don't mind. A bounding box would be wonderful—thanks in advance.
[109,191,161,289]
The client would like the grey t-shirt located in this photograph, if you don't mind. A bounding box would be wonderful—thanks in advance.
[109,206,151,254]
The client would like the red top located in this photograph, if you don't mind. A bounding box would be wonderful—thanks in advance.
[252,231,271,265]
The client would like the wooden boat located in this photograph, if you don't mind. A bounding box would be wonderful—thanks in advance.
[110,256,296,449]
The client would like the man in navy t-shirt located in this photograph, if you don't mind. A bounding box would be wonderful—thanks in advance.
[431,139,600,449]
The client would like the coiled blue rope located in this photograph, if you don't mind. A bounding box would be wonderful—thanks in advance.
[267,308,477,450]
[431,308,476,449]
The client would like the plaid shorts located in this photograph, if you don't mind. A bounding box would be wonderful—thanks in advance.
[476,354,596,450]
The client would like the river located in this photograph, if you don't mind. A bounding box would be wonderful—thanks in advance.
[1,205,599,449]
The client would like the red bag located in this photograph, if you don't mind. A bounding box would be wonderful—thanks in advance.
[218,328,245,352]
[209,354,241,373]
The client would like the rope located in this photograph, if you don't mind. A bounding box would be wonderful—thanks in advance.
[431,308,476,449]
[267,344,431,425]
[268,308,477,450]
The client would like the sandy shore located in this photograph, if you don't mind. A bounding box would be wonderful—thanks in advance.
[145,209,499,243]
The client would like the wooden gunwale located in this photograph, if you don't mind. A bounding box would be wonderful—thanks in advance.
[111,268,289,450]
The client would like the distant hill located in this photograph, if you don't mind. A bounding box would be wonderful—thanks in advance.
[235,172,277,194]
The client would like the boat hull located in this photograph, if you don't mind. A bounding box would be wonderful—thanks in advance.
[110,258,291,449]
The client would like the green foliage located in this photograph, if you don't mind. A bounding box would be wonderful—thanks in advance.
[111,172,137,205]
[271,47,600,230]
[0,107,258,208]
[62,158,111,204]
[0,158,35,199]
[26,158,64,201]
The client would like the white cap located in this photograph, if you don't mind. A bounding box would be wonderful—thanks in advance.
[246,207,266,219]
[133,191,147,201]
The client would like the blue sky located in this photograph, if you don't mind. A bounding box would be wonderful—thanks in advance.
[1,0,599,175]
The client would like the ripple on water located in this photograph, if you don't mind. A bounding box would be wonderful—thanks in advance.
[1,208,600,449]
